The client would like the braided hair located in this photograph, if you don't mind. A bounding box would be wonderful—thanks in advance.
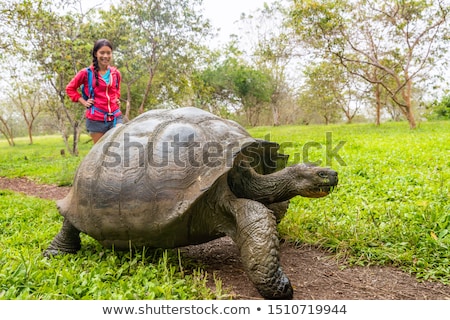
[92,39,113,86]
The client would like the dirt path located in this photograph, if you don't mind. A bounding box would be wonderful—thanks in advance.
[1,176,449,300]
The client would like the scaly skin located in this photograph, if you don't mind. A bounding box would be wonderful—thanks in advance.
[227,197,293,299]
[43,218,81,257]
[187,174,293,299]
[228,162,338,203]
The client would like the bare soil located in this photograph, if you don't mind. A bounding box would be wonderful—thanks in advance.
[1,176,449,300]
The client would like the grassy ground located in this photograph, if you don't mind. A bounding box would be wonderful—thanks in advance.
[250,121,450,282]
[0,135,227,299]
[0,120,449,299]
[0,135,92,186]
[0,189,225,299]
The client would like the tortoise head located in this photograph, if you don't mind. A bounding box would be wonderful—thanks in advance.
[228,160,338,204]
[289,163,338,198]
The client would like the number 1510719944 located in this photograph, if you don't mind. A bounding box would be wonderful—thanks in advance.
[268,304,347,315]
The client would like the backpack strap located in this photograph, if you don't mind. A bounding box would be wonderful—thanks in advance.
[113,67,119,89]
[80,67,94,100]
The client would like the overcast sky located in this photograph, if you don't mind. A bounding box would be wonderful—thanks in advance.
[202,0,276,45]
[82,0,276,47]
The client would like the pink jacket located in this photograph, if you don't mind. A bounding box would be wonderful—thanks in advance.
[66,66,122,122]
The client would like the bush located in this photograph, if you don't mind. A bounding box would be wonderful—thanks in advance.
[426,95,450,120]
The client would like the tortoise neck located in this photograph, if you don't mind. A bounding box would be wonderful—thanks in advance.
[228,165,297,204]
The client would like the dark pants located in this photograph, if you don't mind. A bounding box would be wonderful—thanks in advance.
[86,116,123,133]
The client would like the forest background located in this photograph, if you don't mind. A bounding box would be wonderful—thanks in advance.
[1,0,450,155]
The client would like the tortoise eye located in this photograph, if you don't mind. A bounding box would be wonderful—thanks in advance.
[318,171,328,178]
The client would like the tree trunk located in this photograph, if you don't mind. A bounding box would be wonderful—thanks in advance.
[139,68,155,114]
[405,108,417,129]
[125,83,132,122]
[342,103,354,124]
[0,117,15,146]
[72,121,80,156]
[27,125,33,145]
[374,84,381,126]
[55,107,73,156]
[271,92,281,126]
[56,93,80,155]
[403,79,417,129]
[0,132,14,146]
[271,104,280,126]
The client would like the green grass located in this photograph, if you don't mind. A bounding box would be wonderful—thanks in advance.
[0,135,226,300]
[0,191,225,299]
[0,135,91,186]
[0,120,449,299]
[249,121,450,283]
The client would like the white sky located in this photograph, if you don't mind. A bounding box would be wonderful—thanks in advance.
[202,0,276,46]
[82,0,276,47]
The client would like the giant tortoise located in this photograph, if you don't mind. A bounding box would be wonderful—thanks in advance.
[44,107,338,299]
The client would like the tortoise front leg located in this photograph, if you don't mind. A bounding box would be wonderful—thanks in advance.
[227,198,293,299]
[43,218,81,257]
[266,200,290,223]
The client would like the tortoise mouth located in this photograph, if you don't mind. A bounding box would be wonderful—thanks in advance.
[300,185,337,198]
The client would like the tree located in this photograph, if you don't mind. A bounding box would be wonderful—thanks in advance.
[298,62,342,124]
[1,0,214,150]
[196,54,274,126]
[90,7,147,121]
[234,63,274,126]
[237,1,298,126]
[290,0,450,129]
[426,94,450,119]
[298,61,365,124]
[193,49,240,115]
[7,74,44,144]
[108,0,213,114]
[4,0,94,154]
[0,109,17,146]
[340,80,365,124]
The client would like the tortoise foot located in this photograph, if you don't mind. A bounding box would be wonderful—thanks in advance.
[257,267,293,300]
[43,219,81,258]
[43,245,80,258]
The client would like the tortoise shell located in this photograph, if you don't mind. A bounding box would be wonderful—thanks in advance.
[59,107,286,249]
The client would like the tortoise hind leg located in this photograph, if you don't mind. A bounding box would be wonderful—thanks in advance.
[226,198,293,299]
[43,218,81,257]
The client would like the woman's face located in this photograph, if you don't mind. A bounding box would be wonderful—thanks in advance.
[95,45,113,69]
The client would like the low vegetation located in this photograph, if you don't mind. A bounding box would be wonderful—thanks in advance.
[0,120,449,299]
[0,191,225,299]
[250,121,450,282]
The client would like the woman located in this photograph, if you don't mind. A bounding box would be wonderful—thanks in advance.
[66,39,122,144]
